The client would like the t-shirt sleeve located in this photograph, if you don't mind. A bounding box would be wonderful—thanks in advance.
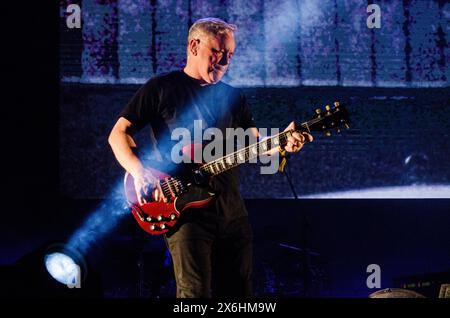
[118,78,160,131]
[238,91,257,130]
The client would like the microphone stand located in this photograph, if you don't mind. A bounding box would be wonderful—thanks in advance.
[282,155,311,297]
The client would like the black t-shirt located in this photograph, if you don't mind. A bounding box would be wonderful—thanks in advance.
[119,70,256,220]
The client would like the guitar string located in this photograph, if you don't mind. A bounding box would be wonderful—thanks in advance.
[200,109,346,174]
[200,130,291,175]
[152,109,345,193]
[203,131,288,173]
[157,113,336,181]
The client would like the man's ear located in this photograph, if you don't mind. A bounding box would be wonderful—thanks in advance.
[189,39,200,56]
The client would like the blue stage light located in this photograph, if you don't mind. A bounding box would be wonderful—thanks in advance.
[45,252,79,286]
[44,244,86,287]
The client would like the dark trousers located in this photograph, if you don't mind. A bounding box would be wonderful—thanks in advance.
[165,213,252,298]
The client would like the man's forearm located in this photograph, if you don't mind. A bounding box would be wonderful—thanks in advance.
[108,131,144,178]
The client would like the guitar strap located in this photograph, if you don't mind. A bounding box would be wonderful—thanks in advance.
[277,146,290,173]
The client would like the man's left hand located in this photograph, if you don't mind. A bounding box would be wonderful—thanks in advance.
[283,121,313,153]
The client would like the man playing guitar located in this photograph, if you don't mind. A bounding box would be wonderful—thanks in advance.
[108,17,312,298]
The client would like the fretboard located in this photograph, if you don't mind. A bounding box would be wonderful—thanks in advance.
[199,122,309,176]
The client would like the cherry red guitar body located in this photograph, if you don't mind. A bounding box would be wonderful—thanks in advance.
[124,166,216,235]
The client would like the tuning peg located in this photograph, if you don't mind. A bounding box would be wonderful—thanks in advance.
[334,101,340,108]
[344,123,350,129]
[325,105,331,111]
[324,131,331,137]
[315,108,322,115]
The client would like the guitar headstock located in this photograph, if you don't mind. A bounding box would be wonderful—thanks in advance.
[303,101,350,136]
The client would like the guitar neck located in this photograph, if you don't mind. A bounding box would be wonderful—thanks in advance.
[199,122,310,176]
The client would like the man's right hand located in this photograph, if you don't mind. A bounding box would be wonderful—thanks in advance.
[133,168,167,205]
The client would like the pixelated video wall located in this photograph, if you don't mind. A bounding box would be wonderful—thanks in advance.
[59,1,450,199]
[60,0,449,87]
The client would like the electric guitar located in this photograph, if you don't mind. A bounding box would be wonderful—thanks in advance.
[124,102,350,235]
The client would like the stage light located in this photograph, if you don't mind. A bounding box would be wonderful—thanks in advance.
[5,241,102,298]
[43,244,86,287]
[45,252,79,286]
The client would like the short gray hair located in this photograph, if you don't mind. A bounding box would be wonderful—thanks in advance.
[188,17,237,42]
